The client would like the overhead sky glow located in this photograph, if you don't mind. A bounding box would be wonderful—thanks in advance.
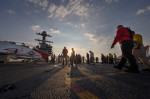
[0,0,150,58]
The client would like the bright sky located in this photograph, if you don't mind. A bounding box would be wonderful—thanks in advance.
[0,0,150,58]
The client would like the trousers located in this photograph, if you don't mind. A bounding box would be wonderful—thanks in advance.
[118,40,139,71]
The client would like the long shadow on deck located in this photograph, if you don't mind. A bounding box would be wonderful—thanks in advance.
[0,65,65,99]
[0,63,52,72]
[80,63,150,99]
[69,65,109,99]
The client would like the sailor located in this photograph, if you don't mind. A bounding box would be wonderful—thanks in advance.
[70,48,76,66]
[132,33,150,71]
[62,47,68,65]
[111,25,139,73]
[89,51,94,65]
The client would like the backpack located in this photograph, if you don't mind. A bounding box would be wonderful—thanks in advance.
[125,27,134,39]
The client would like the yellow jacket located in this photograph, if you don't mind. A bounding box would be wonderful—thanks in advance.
[109,54,113,59]
[114,54,117,58]
[133,34,143,45]
[71,50,75,56]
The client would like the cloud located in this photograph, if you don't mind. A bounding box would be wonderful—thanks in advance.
[66,22,85,28]
[69,0,89,17]
[84,33,120,56]
[76,48,86,51]
[48,0,90,20]
[34,10,40,13]
[106,0,112,3]
[106,0,118,4]
[75,48,87,54]
[48,4,57,14]
[31,25,61,34]
[84,33,111,46]
[61,0,65,2]
[48,4,70,21]
[66,22,78,28]
[6,10,16,14]
[31,25,41,31]
[27,0,48,10]
[81,24,85,28]
[136,9,145,15]
[147,6,150,10]
[136,5,150,15]
[50,29,61,34]
[96,25,105,29]
[23,41,37,48]
[84,33,98,44]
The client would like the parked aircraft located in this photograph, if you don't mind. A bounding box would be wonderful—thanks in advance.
[0,41,44,63]
[33,49,50,60]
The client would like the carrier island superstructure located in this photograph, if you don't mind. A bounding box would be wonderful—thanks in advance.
[35,31,53,54]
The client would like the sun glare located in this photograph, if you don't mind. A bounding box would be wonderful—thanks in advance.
[68,49,72,56]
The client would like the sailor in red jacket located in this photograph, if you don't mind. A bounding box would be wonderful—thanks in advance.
[111,25,139,73]
[62,47,68,65]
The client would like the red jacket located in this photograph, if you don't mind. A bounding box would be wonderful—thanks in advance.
[112,27,131,45]
[62,48,68,54]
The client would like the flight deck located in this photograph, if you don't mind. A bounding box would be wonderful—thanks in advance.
[0,63,150,99]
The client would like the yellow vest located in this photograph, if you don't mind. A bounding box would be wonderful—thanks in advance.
[133,34,143,45]
[114,54,117,58]
[109,54,113,58]
[71,50,75,56]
